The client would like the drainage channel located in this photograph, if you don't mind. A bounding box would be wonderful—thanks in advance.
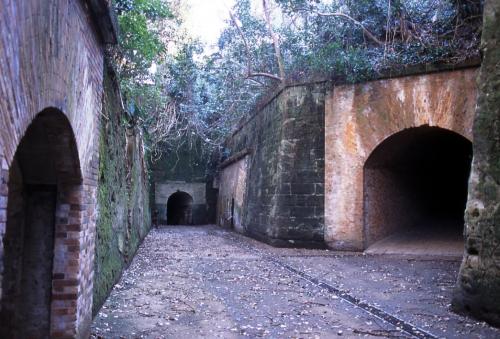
[268,257,437,339]
[222,230,438,339]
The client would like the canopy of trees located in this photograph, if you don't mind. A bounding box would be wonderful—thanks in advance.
[111,0,483,163]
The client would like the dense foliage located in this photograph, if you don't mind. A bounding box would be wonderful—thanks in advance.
[112,0,483,165]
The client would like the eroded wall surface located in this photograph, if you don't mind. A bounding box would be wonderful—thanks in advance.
[155,182,208,224]
[325,68,478,250]
[452,0,500,326]
[217,156,249,233]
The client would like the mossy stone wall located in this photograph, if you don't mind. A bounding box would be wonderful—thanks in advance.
[92,66,151,316]
[224,83,326,247]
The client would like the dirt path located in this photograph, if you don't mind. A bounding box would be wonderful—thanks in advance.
[91,226,499,338]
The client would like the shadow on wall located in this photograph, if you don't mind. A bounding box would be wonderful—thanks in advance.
[167,191,194,225]
[363,126,472,252]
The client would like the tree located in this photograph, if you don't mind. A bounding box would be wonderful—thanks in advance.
[110,0,483,165]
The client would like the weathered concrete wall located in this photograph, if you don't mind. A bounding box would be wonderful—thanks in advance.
[217,156,249,233]
[325,68,478,250]
[221,84,326,247]
[92,66,151,316]
[452,0,500,326]
[0,0,115,337]
[155,181,207,224]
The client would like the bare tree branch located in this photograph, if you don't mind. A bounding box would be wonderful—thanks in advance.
[314,11,384,46]
[262,0,286,80]
[228,8,283,83]
[248,72,283,81]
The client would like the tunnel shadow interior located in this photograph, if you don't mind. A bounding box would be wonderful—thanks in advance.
[167,191,194,225]
[363,126,472,256]
[0,108,82,338]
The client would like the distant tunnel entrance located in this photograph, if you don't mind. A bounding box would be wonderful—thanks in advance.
[363,126,472,254]
[167,191,193,225]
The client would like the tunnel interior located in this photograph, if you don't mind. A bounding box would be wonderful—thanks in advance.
[0,109,80,337]
[363,126,472,252]
[167,191,194,225]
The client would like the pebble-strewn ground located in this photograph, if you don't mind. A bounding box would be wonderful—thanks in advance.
[91,225,500,338]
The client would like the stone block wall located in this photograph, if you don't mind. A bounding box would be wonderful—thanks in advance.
[151,141,218,225]
[222,67,478,251]
[221,84,326,247]
[154,181,208,224]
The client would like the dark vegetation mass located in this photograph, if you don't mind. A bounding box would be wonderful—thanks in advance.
[110,0,483,164]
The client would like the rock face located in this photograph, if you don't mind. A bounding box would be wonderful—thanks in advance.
[452,0,500,326]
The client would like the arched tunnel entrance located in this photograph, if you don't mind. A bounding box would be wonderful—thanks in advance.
[363,126,472,255]
[167,191,194,225]
[0,109,82,337]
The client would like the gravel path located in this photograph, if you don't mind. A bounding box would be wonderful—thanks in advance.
[91,225,500,338]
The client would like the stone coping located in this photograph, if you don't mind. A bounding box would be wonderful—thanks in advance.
[230,58,481,139]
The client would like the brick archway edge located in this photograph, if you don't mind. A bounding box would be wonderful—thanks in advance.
[0,0,106,336]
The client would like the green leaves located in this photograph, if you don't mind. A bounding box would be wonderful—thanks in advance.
[116,0,172,78]
[110,0,482,165]
[116,0,172,20]
[119,11,163,63]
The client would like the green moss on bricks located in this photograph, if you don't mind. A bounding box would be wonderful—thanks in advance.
[93,120,124,315]
[92,68,152,317]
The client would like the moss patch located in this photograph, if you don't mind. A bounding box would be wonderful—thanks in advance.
[93,67,152,316]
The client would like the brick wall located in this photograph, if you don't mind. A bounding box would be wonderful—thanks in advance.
[220,68,478,251]
[92,67,151,316]
[0,0,111,336]
[324,68,478,250]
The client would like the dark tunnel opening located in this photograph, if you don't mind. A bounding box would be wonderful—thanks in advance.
[363,126,472,253]
[167,191,194,225]
[0,109,82,337]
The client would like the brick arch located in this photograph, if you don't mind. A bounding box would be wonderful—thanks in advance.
[0,108,86,337]
[362,125,471,166]
[324,68,478,250]
[0,0,106,336]
[362,125,473,249]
